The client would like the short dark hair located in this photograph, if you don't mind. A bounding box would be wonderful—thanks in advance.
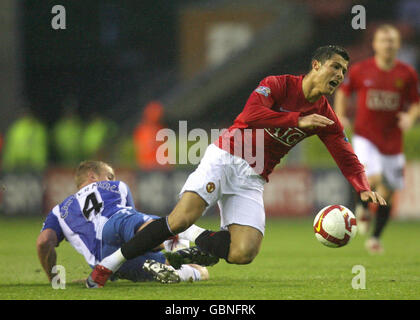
[310,45,350,69]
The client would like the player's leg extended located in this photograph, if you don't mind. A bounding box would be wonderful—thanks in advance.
[167,191,207,233]
[118,142,222,260]
[88,205,207,288]
[91,170,219,288]
[372,179,392,236]
[183,224,262,265]
[352,135,382,234]
[114,252,209,284]
[354,196,370,235]
[366,153,403,254]
[103,250,209,284]
[356,173,384,235]
[193,193,265,265]
[164,224,263,268]
[120,191,206,260]
[366,177,392,254]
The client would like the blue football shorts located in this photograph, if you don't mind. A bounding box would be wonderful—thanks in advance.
[101,209,166,282]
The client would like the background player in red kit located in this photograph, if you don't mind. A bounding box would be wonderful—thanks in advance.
[335,25,420,254]
[87,45,386,288]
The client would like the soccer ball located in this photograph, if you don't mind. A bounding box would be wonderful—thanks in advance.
[313,205,357,248]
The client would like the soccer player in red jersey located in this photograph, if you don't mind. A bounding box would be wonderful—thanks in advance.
[335,25,420,254]
[87,45,386,287]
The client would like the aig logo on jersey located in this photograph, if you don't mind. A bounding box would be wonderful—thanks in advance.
[255,86,271,97]
[366,89,400,111]
[265,127,307,147]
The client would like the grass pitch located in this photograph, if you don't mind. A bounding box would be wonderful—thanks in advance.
[1,216,420,300]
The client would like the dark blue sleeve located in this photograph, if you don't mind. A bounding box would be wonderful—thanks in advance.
[41,212,65,246]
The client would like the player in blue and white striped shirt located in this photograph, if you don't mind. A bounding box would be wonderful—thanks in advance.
[37,160,209,285]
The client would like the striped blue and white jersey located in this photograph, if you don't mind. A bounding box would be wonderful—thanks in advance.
[41,181,138,266]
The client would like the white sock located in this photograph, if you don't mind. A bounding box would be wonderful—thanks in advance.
[100,248,126,272]
[178,224,205,243]
[176,264,201,282]
[164,238,191,252]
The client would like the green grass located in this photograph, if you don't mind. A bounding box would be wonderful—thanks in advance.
[1,216,420,300]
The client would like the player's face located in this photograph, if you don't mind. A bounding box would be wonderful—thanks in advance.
[315,54,348,95]
[96,165,115,182]
[373,29,400,60]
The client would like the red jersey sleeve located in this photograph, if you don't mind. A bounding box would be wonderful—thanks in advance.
[235,76,301,129]
[317,103,370,193]
[406,66,420,105]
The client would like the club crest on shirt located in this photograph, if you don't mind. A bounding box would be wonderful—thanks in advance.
[206,182,216,193]
[395,78,404,89]
[255,86,271,97]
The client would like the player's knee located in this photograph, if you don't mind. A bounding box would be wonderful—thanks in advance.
[228,252,255,265]
[228,245,257,265]
[36,234,55,250]
[36,236,46,248]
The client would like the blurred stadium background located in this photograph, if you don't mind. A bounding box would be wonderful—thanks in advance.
[1,0,420,220]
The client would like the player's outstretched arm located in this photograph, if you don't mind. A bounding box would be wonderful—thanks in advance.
[36,229,58,282]
[360,190,387,206]
[298,114,334,129]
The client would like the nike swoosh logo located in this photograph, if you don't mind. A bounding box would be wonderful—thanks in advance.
[315,213,324,232]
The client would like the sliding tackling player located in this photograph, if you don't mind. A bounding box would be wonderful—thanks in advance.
[37,161,210,286]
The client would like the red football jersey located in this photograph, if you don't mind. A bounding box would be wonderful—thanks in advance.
[340,57,420,154]
[214,74,370,193]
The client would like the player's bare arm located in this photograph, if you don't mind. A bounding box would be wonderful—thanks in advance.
[333,89,351,128]
[397,102,420,131]
[36,229,58,282]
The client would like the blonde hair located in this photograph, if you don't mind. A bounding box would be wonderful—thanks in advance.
[374,24,401,40]
[75,160,111,188]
